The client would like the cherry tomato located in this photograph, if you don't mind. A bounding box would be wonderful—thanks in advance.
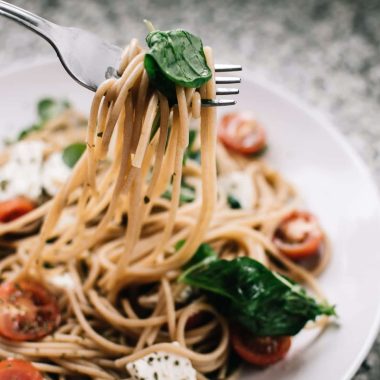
[231,326,291,366]
[0,359,43,380]
[0,280,60,341]
[218,112,266,155]
[0,197,35,223]
[273,211,323,260]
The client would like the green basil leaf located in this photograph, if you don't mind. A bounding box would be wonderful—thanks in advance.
[180,257,336,336]
[162,180,196,205]
[161,189,172,201]
[188,129,197,148]
[183,130,198,165]
[17,124,43,141]
[227,194,242,209]
[183,243,217,270]
[17,98,71,141]
[38,98,70,122]
[62,143,86,168]
[144,55,177,105]
[188,150,201,163]
[179,182,196,203]
[175,239,186,251]
[145,30,212,102]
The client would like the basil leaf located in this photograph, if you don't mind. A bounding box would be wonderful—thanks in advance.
[183,243,217,270]
[188,129,197,147]
[17,124,43,141]
[144,30,212,102]
[180,257,336,336]
[175,239,186,251]
[144,56,177,105]
[227,194,242,209]
[162,180,195,205]
[188,150,201,163]
[176,241,217,269]
[17,98,70,141]
[183,130,199,165]
[62,143,86,168]
[179,182,196,203]
[38,98,70,122]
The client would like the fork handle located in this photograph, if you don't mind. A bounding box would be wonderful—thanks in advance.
[0,1,55,42]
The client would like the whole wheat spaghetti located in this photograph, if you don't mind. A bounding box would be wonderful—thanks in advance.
[0,36,332,380]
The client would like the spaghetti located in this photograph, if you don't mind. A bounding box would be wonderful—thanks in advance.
[0,36,332,380]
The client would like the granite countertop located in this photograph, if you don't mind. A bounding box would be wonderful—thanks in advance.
[0,0,379,378]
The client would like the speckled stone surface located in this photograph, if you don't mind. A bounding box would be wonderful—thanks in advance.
[0,0,380,378]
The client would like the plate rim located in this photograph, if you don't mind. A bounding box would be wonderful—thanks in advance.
[240,71,380,380]
[1,57,380,380]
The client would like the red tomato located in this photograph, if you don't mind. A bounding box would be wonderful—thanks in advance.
[0,359,43,380]
[218,112,267,155]
[273,211,323,260]
[231,326,291,366]
[0,197,35,223]
[0,280,60,341]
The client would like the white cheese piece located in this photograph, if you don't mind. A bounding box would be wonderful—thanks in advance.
[41,152,71,196]
[218,171,254,210]
[0,141,72,201]
[48,272,75,289]
[0,141,45,201]
[127,344,196,380]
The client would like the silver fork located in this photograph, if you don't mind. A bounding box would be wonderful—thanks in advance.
[0,1,241,107]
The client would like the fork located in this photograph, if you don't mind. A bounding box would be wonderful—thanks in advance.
[0,1,241,107]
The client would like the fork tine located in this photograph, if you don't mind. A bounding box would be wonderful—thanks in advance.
[215,64,242,72]
[201,99,236,107]
[215,76,241,84]
[216,88,239,95]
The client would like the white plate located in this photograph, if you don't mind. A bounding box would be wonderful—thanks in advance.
[0,59,380,380]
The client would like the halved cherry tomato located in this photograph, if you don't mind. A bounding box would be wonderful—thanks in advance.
[231,325,291,367]
[0,280,60,341]
[218,112,266,155]
[0,359,43,380]
[273,211,323,260]
[0,197,35,223]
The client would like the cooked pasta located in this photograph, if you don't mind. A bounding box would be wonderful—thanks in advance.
[0,34,333,380]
